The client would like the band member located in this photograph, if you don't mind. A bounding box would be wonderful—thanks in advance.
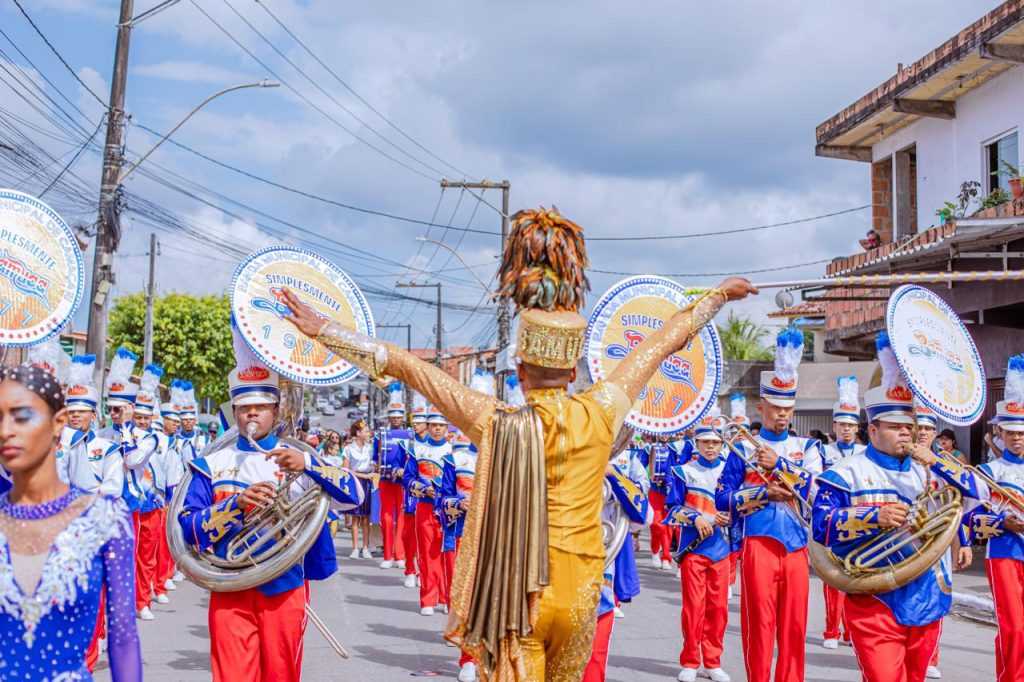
[98,347,139,443]
[178,324,364,682]
[0,363,143,681]
[400,391,429,588]
[667,417,732,682]
[647,435,675,569]
[914,400,945,680]
[130,364,169,618]
[177,381,207,463]
[377,382,411,569]
[58,354,123,497]
[965,354,1024,682]
[584,450,652,682]
[157,398,183,594]
[442,430,479,682]
[715,327,822,682]
[813,332,979,682]
[281,205,755,679]
[609,433,650,614]
[726,394,748,599]
[821,375,864,649]
[406,406,452,614]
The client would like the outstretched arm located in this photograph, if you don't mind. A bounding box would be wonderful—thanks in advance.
[281,288,498,442]
[607,278,756,403]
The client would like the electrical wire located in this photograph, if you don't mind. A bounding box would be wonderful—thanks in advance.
[590,257,835,278]
[39,115,104,197]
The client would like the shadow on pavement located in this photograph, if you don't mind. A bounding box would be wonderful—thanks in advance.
[165,649,211,671]
[364,621,449,646]
[353,645,456,677]
[346,594,417,614]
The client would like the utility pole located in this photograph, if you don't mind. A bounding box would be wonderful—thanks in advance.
[143,233,158,365]
[86,0,134,384]
[377,323,412,352]
[395,283,443,367]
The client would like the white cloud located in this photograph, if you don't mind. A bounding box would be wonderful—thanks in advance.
[135,61,259,86]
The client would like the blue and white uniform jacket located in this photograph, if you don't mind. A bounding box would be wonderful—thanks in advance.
[178,430,209,464]
[964,450,1024,562]
[667,437,695,468]
[399,435,425,514]
[715,429,823,552]
[440,448,477,552]
[813,445,980,626]
[57,426,123,497]
[104,423,160,513]
[376,427,412,483]
[599,463,652,616]
[178,433,363,596]
[668,454,729,563]
[156,431,186,503]
[823,441,866,469]
[404,436,451,509]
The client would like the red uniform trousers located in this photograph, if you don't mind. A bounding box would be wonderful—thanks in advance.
[740,536,808,682]
[679,553,729,669]
[823,584,849,641]
[402,512,418,576]
[415,503,446,608]
[133,509,162,611]
[729,551,739,587]
[85,587,106,671]
[988,558,1024,682]
[582,611,615,682]
[649,490,672,562]
[209,585,307,682]
[378,481,406,562]
[844,594,940,682]
[929,622,941,667]
[155,508,175,595]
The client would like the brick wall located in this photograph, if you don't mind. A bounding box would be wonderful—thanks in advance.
[872,157,893,243]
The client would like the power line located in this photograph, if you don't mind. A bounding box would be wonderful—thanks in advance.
[591,257,835,278]
[39,115,104,197]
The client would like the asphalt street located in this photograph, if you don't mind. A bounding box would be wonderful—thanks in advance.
[95,528,1000,682]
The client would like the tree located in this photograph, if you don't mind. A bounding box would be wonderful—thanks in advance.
[716,311,773,361]
[107,293,234,405]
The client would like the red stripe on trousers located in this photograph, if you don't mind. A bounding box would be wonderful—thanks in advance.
[823,584,849,641]
[210,585,307,682]
[155,508,175,595]
[85,586,106,672]
[729,551,739,586]
[134,509,161,612]
[379,481,406,562]
[649,490,672,561]
[740,536,808,682]
[679,552,729,669]
[415,503,446,608]
[582,611,616,682]
[988,558,1024,682]
[844,593,940,682]
[402,512,418,576]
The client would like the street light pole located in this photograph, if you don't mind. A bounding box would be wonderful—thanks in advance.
[395,282,442,367]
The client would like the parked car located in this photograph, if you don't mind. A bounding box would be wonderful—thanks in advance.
[346,409,364,419]
[322,404,336,416]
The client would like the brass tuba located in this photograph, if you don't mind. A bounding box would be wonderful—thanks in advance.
[603,425,637,571]
[166,379,331,592]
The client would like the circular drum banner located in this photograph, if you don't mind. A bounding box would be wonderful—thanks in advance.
[586,276,722,435]
[231,246,375,385]
[886,284,985,426]
[0,189,84,346]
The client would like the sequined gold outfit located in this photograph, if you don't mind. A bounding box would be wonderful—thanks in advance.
[316,289,727,681]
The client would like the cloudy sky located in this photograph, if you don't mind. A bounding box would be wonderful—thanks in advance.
[0,1,994,351]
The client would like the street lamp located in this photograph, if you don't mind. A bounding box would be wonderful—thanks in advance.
[395,282,442,366]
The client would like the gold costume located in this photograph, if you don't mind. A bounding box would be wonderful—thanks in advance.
[314,287,727,681]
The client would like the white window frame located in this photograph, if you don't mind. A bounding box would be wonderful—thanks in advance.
[982,128,1019,194]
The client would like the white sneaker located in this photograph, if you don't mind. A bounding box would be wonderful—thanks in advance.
[677,668,698,682]
[349,549,360,559]
[675,567,681,578]
[458,662,478,682]
[926,667,942,679]
[403,574,417,588]
[420,606,435,616]
[361,548,373,559]
[416,576,421,587]
[822,638,839,649]
[155,594,170,604]
[662,560,674,571]
[438,603,449,614]
[613,607,625,619]
[651,554,663,568]
[727,587,734,600]
[137,607,155,621]
[164,579,177,591]
[705,669,731,682]
[379,560,394,569]
[396,560,406,570]
[173,571,185,582]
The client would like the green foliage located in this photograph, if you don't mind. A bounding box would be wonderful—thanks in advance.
[716,311,773,362]
[107,293,234,405]
[981,187,1011,209]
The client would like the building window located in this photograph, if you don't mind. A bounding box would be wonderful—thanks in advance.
[986,131,1018,193]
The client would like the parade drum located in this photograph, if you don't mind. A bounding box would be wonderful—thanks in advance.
[231,246,375,385]
[0,190,84,346]
[886,284,985,426]
[585,276,723,435]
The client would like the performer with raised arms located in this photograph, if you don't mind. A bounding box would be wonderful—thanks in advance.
[813,332,980,682]
[715,328,822,682]
[282,206,755,680]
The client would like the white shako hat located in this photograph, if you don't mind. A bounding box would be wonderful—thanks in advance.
[27,337,65,382]
[864,332,915,425]
[410,391,428,424]
[105,347,139,407]
[832,376,861,425]
[228,316,280,407]
[386,381,406,417]
[425,405,448,426]
[65,354,99,412]
[694,405,723,442]
[997,354,1024,432]
[469,367,496,397]
[760,327,804,407]
[133,364,164,416]
[729,392,749,426]
[914,399,938,429]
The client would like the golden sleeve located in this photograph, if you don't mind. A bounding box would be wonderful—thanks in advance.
[316,322,498,442]
[606,288,729,404]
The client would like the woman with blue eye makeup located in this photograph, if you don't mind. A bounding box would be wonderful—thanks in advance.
[0,363,142,681]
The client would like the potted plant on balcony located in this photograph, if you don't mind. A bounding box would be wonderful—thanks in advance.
[1001,161,1024,199]
[981,187,1011,209]
[935,201,957,225]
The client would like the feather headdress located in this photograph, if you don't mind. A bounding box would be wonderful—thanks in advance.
[837,376,859,408]
[773,327,804,384]
[729,392,746,421]
[496,207,590,313]
[68,354,96,389]
[505,373,525,407]
[876,332,907,393]
[469,368,496,397]
[27,337,64,381]
[1006,354,1024,405]
[139,364,163,396]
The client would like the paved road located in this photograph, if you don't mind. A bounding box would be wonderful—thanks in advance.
[95,529,999,681]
